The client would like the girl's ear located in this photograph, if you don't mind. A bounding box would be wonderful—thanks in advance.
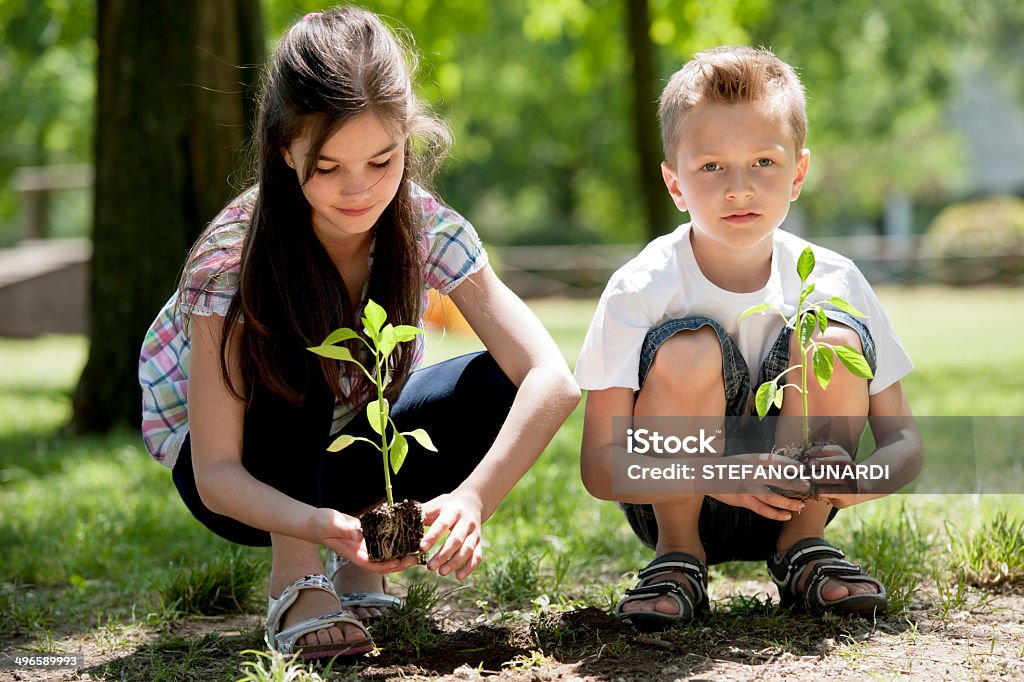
[281,147,296,170]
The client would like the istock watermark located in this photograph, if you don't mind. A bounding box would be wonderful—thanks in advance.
[626,427,719,454]
[610,416,1024,496]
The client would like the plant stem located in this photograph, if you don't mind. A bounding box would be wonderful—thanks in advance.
[800,313,810,450]
[375,349,393,506]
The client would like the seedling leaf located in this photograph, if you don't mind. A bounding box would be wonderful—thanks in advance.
[366,398,390,435]
[403,428,438,452]
[813,346,834,390]
[363,300,387,338]
[323,327,360,346]
[392,325,423,342]
[740,303,773,323]
[816,308,828,334]
[308,344,357,363]
[799,283,816,308]
[755,382,776,419]
[797,247,815,283]
[799,313,816,345]
[826,296,866,318]
[835,345,874,378]
[390,432,409,474]
[378,324,398,359]
[327,434,375,452]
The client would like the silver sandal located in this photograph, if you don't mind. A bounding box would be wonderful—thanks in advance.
[325,549,403,616]
[266,574,373,658]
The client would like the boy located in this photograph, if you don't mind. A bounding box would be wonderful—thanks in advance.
[575,46,922,629]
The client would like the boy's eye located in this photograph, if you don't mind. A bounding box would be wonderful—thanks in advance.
[701,162,721,172]
[755,158,774,167]
[369,158,392,170]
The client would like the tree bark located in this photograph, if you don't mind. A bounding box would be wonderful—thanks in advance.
[72,0,263,432]
[625,0,672,239]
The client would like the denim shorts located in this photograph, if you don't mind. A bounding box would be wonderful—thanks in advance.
[622,311,876,564]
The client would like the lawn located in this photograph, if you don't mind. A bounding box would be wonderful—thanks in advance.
[1,286,1023,680]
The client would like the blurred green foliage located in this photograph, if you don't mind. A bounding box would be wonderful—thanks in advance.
[0,0,94,245]
[2,0,1023,246]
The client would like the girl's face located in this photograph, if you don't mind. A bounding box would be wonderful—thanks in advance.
[283,112,406,246]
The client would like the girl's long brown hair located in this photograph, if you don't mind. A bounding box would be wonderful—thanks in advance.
[179,7,451,408]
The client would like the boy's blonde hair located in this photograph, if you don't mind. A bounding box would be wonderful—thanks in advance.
[658,46,807,161]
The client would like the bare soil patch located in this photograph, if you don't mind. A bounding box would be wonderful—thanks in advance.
[3,581,1023,681]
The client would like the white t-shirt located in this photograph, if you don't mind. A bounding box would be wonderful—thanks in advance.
[574,224,913,395]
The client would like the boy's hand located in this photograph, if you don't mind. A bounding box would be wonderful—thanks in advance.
[710,492,807,520]
[312,507,417,573]
[818,494,871,509]
[807,443,860,497]
[703,451,813,496]
[706,451,812,519]
[420,489,484,580]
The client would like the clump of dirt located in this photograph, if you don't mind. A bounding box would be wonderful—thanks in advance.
[535,606,634,654]
[374,623,530,675]
[362,499,423,561]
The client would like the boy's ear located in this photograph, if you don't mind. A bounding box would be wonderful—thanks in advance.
[790,148,810,201]
[661,162,688,212]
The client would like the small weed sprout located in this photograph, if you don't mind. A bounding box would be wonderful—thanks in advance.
[237,649,326,682]
[308,299,437,505]
[740,246,874,449]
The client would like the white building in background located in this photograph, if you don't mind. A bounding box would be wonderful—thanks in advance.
[881,60,1024,242]
[947,62,1024,197]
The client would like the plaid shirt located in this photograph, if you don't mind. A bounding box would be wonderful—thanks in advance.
[138,183,488,468]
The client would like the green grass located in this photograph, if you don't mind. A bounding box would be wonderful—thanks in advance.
[159,548,266,616]
[1,287,1023,679]
[947,512,1024,588]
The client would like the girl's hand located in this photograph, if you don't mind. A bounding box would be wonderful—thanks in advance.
[310,507,416,573]
[419,490,484,580]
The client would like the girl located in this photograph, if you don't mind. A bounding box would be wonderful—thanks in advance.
[138,7,579,659]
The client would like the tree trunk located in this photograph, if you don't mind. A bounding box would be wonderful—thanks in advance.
[625,0,672,239]
[72,0,263,433]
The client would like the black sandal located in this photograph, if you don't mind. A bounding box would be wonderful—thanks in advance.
[614,552,709,631]
[768,538,888,615]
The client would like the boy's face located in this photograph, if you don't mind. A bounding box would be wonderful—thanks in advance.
[661,101,809,255]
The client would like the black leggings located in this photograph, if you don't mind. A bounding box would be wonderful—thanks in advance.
[172,351,517,546]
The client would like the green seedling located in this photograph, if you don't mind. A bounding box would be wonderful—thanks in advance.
[740,246,874,450]
[307,299,437,506]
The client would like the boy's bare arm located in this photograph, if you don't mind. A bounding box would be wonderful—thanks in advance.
[817,381,922,508]
[580,387,636,501]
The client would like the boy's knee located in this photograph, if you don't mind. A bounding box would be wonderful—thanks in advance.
[645,326,723,391]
